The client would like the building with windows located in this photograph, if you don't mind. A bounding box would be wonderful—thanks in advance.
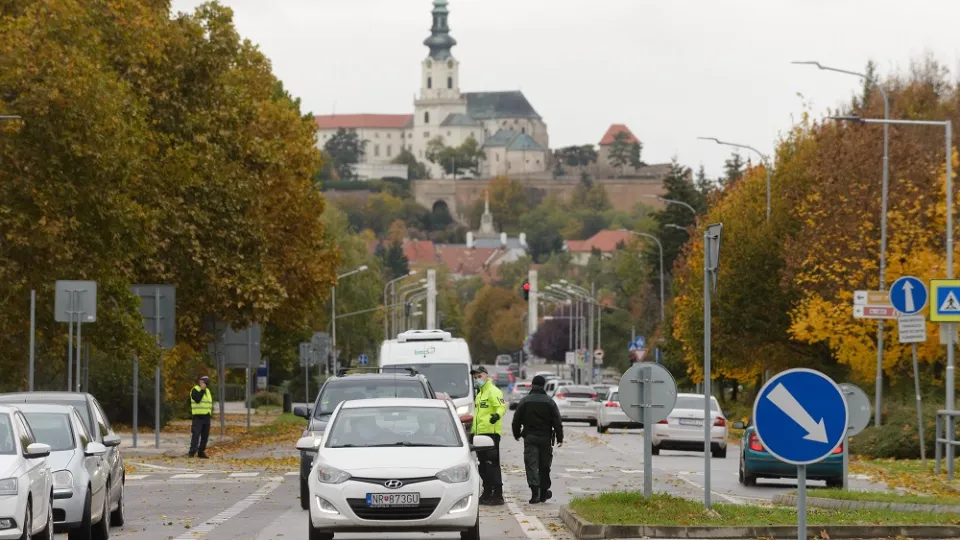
[314,0,550,179]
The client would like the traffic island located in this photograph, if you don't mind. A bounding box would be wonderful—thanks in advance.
[560,492,960,539]
[774,489,960,513]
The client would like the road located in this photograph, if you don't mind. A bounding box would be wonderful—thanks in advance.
[90,412,885,540]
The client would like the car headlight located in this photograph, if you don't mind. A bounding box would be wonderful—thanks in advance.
[316,464,350,484]
[436,463,470,484]
[456,405,469,415]
[0,478,17,496]
[52,470,73,489]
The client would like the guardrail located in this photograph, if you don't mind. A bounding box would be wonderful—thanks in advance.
[934,409,960,479]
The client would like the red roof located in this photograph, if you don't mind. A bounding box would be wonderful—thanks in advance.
[565,230,633,253]
[435,246,503,276]
[403,240,437,266]
[315,114,413,130]
[599,124,639,146]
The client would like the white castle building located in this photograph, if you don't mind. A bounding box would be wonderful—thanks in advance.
[314,0,550,179]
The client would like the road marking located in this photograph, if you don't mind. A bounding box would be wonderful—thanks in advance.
[128,461,196,472]
[565,468,595,473]
[555,473,597,479]
[173,479,283,539]
[620,469,642,473]
[674,474,743,505]
[502,477,556,540]
[229,472,259,478]
[171,473,204,479]
[125,475,148,480]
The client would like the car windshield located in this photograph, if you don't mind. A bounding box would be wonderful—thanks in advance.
[0,398,92,435]
[675,396,720,411]
[610,392,619,401]
[557,385,595,398]
[0,415,14,455]
[386,363,471,399]
[22,412,75,451]
[326,406,461,448]
[315,380,427,417]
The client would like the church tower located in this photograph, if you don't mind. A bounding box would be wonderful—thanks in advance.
[413,0,468,176]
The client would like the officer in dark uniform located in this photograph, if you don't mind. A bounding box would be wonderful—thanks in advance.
[511,375,564,504]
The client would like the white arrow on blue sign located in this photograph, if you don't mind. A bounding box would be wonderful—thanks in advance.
[889,276,927,316]
[635,337,646,349]
[358,354,368,365]
[753,368,848,465]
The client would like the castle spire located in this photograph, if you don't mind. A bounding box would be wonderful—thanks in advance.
[423,0,456,60]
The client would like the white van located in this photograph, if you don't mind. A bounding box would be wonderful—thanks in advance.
[380,329,475,422]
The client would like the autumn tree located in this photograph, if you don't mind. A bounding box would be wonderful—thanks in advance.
[607,132,632,175]
[463,286,525,361]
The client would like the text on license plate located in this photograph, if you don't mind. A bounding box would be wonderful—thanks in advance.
[679,418,703,426]
[367,493,420,507]
[568,402,585,406]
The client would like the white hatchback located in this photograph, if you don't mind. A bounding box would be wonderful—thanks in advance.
[298,397,491,540]
[652,393,728,458]
[0,405,54,540]
[596,387,642,433]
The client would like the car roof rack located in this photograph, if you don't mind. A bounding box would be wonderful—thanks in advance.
[336,366,418,377]
[396,329,452,343]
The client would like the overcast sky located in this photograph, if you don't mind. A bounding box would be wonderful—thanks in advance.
[171,0,960,178]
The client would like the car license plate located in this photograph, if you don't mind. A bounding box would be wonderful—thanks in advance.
[679,418,703,426]
[366,493,420,507]
[569,402,584,406]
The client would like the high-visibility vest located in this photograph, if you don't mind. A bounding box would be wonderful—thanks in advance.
[191,386,213,416]
[472,380,505,436]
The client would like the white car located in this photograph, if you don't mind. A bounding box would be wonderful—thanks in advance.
[0,405,54,540]
[596,386,642,433]
[552,385,599,426]
[652,393,728,458]
[543,379,574,396]
[18,404,110,538]
[298,397,491,540]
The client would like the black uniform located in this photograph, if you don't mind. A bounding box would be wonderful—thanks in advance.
[511,386,564,503]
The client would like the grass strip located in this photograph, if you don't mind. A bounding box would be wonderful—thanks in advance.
[569,492,960,526]
[801,488,960,507]
[851,457,960,497]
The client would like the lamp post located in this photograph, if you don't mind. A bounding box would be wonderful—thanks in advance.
[384,271,417,339]
[665,223,690,233]
[830,115,952,466]
[622,230,665,321]
[562,281,597,383]
[643,195,699,227]
[698,137,772,221]
[397,284,427,332]
[332,265,368,374]
[393,279,427,335]
[796,61,890,427]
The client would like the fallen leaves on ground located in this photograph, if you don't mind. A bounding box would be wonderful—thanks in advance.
[851,457,960,497]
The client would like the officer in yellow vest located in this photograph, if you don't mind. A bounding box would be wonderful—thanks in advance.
[189,375,213,458]
[471,366,506,505]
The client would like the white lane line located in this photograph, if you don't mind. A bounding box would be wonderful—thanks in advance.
[229,472,259,478]
[502,477,556,540]
[128,461,196,472]
[171,473,204,479]
[673,474,743,505]
[284,471,299,476]
[173,479,283,539]
[621,469,642,474]
[565,468,595,473]
[125,475,148,480]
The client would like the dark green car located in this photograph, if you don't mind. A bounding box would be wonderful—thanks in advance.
[733,421,843,487]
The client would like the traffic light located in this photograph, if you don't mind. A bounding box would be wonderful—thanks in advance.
[521,280,530,301]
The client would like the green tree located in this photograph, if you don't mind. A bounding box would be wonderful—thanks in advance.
[463,286,524,361]
[630,141,646,171]
[694,164,715,197]
[426,136,485,177]
[391,148,429,180]
[607,131,632,174]
[324,128,367,181]
[381,242,410,280]
[722,152,745,187]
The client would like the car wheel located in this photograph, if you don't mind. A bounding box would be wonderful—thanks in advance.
[826,477,843,488]
[651,444,660,456]
[597,423,608,434]
[307,512,334,540]
[739,455,757,487]
[300,477,310,510]
[712,445,727,459]
[35,494,53,540]
[92,481,110,540]
[109,477,124,526]
[67,489,93,540]
[461,513,480,540]
[588,420,597,427]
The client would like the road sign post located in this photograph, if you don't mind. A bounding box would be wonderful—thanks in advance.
[703,222,722,508]
[55,281,97,392]
[838,383,871,490]
[359,354,369,366]
[618,362,677,499]
[593,349,604,365]
[754,368,848,540]
[132,285,176,449]
[891,276,929,456]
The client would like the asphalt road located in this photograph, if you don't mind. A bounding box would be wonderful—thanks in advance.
[93,411,886,540]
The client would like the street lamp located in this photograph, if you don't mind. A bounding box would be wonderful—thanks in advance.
[795,61,891,427]
[384,271,417,339]
[642,195,699,227]
[698,137,772,221]
[622,230,665,321]
[829,115,952,442]
[331,265,368,373]
[665,223,690,233]
[393,279,427,334]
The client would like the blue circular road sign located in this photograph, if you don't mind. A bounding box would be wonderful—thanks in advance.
[752,368,848,465]
[359,354,368,365]
[889,276,928,315]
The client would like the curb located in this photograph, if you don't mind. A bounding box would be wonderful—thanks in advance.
[773,493,960,514]
[558,505,960,539]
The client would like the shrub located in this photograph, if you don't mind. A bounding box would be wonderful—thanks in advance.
[850,401,943,459]
[251,391,283,409]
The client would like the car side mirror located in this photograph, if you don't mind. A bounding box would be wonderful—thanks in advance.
[293,405,311,419]
[732,421,746,430]
[296,436,322,451]
[470,435,494,452]
[102,434,122,447]
[24,443,51,459]
[85,442,107,456]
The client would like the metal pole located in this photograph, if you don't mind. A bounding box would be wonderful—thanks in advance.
[945,121,954,478]
[589,283,595,384]
[246,329,252,431]
[875,90,890,428]
[912,343,926,468]
[29,290,35,391]
[76,293,83,391]
[642,364,652,498]
[703,231,712,509]
[132,355,138,448]
[331,286,337,375]
[84,342,90,392]
[67,290,74,391]
[765,167,771,221]
[797,465,807,540]
[154,287,161,449]
[842,430,849,490]
[219,349,225,439]
[658,241,665,321]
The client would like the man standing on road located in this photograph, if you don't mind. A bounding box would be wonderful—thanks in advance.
[189,375,213,458]
[471,366,505,505]
[512,375,563,504]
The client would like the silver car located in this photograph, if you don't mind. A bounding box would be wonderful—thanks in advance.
[18,404,109,538]
[0,405,54,540]
[596,386,642,433]
[552,385,599,426]
[507,382,531,410]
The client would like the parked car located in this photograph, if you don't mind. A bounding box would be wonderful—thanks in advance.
[0,392,125,527]
[651,393,728,458]
[543,379,574,396]
[507,382,531,410]
[0,404,54,540]
[18,404,111,538]
[490,366,514,390]
[297,397,488,540]
[596,386,642,433]
[552,385,599,426]
[733,421,843,487]
[293,368,440,510]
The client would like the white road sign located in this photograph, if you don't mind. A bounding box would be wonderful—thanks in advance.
[898,315,926,344]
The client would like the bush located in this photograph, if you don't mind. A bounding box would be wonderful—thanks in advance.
[251,391,282,409]
[850,401,944,459]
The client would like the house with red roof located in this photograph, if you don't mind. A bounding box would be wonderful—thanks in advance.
[597,124,640,175]
[564,229,634,265]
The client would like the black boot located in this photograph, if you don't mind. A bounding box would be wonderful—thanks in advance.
[479,486,492,505]
[540,489,552,503]
[188,451,196,458]
[529,487,540,504]
[197,451,209,459]
[484,486,505,506]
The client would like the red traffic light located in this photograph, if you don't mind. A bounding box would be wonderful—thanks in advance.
[522,282,530,291]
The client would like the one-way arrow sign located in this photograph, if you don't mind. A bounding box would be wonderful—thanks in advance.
[766,382,828,443]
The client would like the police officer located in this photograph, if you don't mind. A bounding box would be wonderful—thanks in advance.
[511,375,564,504]
[189,375,213,458]
[471,366,505,505]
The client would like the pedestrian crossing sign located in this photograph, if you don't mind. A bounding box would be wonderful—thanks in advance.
[930,279,960,322]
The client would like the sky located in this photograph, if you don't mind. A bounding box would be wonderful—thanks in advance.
[170,0,960,178]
